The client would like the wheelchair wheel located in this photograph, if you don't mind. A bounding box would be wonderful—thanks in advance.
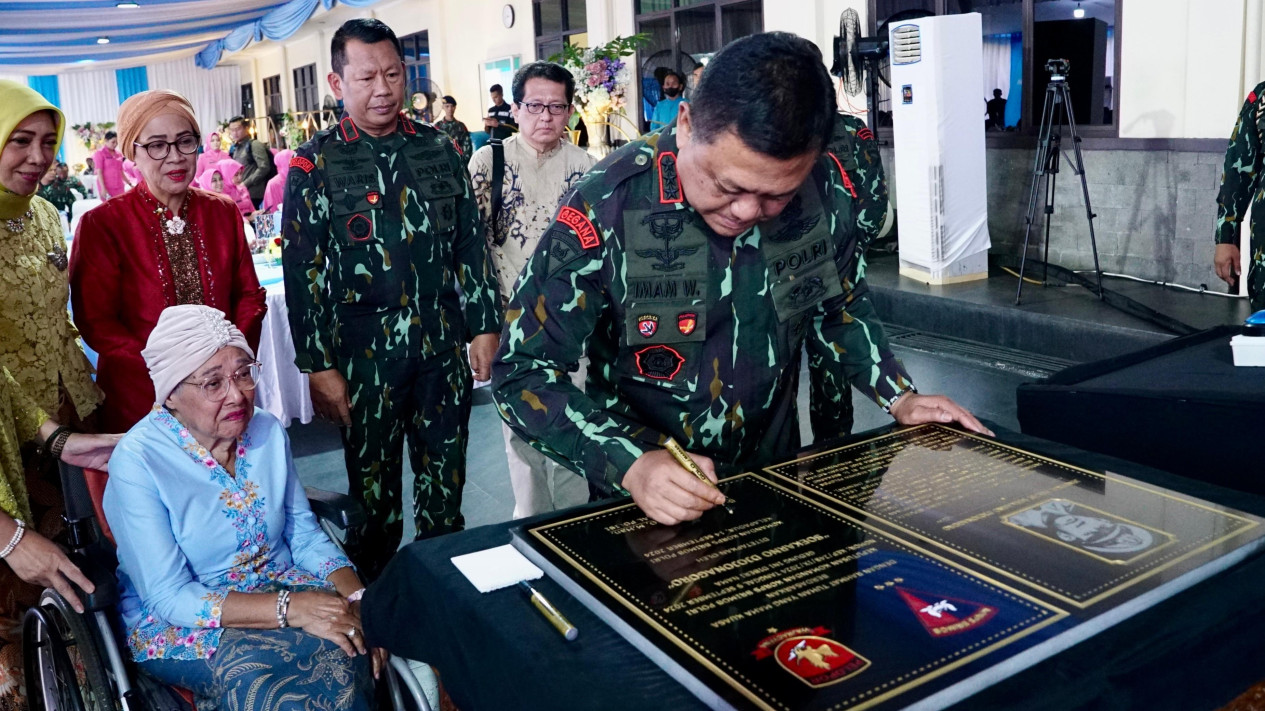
[23,590,118,711]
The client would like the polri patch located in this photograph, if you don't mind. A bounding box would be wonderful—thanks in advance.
[635,345,684,380]
[289,155,315,174]
[366,191,381,206]
[558,206,601,250]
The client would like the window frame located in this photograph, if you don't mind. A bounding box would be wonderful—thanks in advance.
[533,0,588,61]
[633,0,764,132]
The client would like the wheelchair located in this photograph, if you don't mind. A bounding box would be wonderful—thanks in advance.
[23,463,434,711]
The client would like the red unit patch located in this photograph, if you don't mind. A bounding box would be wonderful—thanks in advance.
[289,155,315,174]
[366,191,381,206]
[638,315,659,338]
[774,635,869,688]
[557,206,601,249]
[857,127,875,141]
[1250,91,1258,105]
[677,312,697,336]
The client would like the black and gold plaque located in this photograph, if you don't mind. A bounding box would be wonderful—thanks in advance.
[513,474,1067,711]
[512,427,1265,710]
[765,425,1265,609]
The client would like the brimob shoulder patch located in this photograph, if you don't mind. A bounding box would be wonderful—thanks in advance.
[557,205,601,249]
[290,155,315,174]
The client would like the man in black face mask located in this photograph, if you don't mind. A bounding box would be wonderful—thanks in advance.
[650,70,686,131]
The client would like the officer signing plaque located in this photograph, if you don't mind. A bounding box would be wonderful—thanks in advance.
[511,427,1265,710]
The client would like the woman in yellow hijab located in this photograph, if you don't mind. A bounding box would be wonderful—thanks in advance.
[0,79,111,707]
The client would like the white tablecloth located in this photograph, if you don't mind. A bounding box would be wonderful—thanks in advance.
[254,259,314,426]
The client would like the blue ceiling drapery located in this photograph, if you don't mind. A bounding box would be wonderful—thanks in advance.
[196,0,384,69]
[0,0,381,72]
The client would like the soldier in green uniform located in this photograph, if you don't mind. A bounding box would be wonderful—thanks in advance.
[1214,80,1265,311]
[493,32,988,525]
[809,112,889,440]
[282,19,501,579]
[37,162,90,220]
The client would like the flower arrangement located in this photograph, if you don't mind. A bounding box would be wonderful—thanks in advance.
[551,34,647,130]
[70,121,116,149]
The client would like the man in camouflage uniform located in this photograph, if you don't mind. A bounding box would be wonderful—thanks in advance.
[809,112,889,440]
[283,18,501,579]
[37,162,90,220]
[1214,80,1265,311]
[493,32,988,525]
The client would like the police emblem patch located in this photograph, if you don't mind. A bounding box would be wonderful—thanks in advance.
[786,276,827,309]
[768,195,821,243]
[558,206,601,249]
[677,312,697,336]
[366,191,381,206]
[635,345,684,380]
[346,214,373,241]
[638,314,659,338]
[637,212,696,272]
[896,588,997,638]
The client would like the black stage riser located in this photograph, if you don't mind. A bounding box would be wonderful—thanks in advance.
[870,285,1169,364]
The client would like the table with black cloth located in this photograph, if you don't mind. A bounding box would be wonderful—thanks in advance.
[1018,325,1265,495]
[360,423,1265,711]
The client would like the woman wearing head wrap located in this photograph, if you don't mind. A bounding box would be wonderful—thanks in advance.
[214,158,255,217]
[70,89,267,433]
[0,80,101,423]
[104,305,380,707]
[260,148,293,214]
[195,130,229,178]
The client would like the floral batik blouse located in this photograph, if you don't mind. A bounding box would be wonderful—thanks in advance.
[103,406,352,661]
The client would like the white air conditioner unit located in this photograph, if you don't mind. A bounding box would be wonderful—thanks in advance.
[890,13,991,284]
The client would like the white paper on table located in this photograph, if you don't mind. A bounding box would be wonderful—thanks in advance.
[450,544,543,593]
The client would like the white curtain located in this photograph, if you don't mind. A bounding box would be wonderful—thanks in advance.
[59,69,121,125]
[0,73,26,85]
[982,35,1011,101]
[148,57,242,136]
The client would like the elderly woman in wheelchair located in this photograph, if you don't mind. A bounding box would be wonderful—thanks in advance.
[100,304,382,707]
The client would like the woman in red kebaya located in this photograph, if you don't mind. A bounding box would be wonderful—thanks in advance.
[70,89,266,433]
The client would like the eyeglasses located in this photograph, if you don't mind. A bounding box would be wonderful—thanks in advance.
[517,102,570,116]
[181,361,261,402]
[134,134,201,161]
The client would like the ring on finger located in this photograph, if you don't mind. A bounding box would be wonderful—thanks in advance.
[348,628,357,637]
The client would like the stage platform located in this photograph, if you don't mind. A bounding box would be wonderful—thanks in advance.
[864,251,1253,364]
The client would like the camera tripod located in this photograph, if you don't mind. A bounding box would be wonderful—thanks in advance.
[1015,73,1103,305]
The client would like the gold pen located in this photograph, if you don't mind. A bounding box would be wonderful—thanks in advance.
[518,581,578,641]
[664,438,735,513]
